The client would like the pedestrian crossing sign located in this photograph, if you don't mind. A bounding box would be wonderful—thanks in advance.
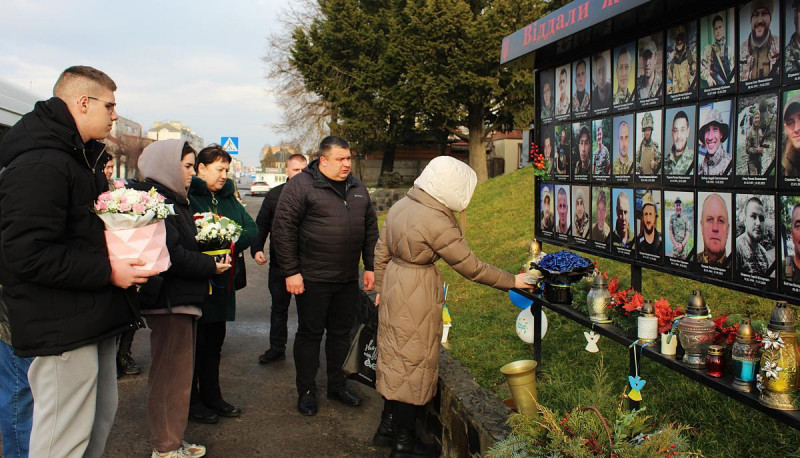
[220,136,239,154]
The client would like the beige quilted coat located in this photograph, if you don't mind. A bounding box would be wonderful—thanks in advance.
[373,158,515,405]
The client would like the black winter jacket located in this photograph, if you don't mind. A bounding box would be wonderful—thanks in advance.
[250,183,285,273]
[272,160,378,283]
[129,180,217,312]
[0,98,136,357]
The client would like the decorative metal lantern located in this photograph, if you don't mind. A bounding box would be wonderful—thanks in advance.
[758,302,799,411]
[525,238,546,274]
[677,290,715,368]
[637,300,658,343]
[586,275,611,323]
[731,319,760,392]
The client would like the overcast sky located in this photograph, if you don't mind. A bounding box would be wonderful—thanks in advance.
[1,0,294,166]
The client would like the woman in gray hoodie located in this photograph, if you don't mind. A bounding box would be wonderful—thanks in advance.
[135,139,230,458]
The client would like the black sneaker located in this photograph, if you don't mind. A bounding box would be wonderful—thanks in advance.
[258,349,286,364]
[297,391,317,416]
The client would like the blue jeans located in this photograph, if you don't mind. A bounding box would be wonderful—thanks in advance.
[0,340,34,458]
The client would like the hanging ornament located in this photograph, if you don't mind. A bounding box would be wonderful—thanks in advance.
[627,376,646,401]
[626,340,653,402]
[583,331,600,353]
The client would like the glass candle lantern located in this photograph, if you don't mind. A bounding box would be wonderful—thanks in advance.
[637,300,658,343]
[732,319,760,392]
[677,290,716,368]
[759,302,800,411]
[587,275,611,323]
[706,345,725,377]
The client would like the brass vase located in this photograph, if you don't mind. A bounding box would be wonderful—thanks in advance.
[500,360,538,417]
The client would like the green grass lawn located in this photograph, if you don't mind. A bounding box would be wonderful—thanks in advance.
[405,166,800,457]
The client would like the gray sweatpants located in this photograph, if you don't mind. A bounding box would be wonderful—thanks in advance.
[27,336,119,458]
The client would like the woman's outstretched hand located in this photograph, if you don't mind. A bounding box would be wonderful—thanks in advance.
[514,273,534,290]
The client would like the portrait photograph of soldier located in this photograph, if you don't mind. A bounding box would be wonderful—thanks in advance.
[592,49,612,115]
[613,42,636,112]
[635,109,663,184]
[700,8,736,97]
[785,0,800,83]
[781,89,800,188]
[739,0,781,92]
[572,185,591,243]
[555,64,572,121]
[592,117,612,182]
[666,22,698,103]
[540,183,555,237]
[612,114,634,184]
[555,184,572,242]
[734,194,776,290]
[572,122,592,182]
[554,123,572,180]
[636,32,664,108]
[611,188,636,257]
[636,189,663,263]
[697,99,734,187]
[540,124,555,178]
[572,57,591,118]
[665,191,695,270]
[539,69,556,124]
[591,186,612,251]
[663,106,697,186]
[735,92,777,188]
[697,191,733,279]
[779,195,800,293]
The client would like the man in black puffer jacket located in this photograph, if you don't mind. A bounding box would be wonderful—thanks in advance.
[272,136,378,416]
[0,66,157,458]
[251,153,307,364]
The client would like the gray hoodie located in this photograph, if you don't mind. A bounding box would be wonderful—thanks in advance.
[138,139,189,204]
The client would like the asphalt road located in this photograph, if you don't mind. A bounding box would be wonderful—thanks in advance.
[105,194,386,457]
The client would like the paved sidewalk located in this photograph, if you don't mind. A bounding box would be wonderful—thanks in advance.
[104,195,386,457]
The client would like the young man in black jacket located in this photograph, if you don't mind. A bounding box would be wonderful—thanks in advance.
[251,153,307,364]
[0,66,158,457]
[272,136,378,416]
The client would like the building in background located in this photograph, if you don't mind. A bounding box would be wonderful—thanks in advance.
[146,120,204,151]
[107,116,150,179]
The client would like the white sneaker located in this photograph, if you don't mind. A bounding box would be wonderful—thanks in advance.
[181,441,206,457]
[151,449,190,458]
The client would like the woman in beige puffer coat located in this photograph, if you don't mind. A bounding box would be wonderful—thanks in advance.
[372,156,529,457]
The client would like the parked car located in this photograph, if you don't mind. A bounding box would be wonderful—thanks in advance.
[249,181,270,196]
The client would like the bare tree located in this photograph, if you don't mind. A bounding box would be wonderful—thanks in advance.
[263,0,330,152]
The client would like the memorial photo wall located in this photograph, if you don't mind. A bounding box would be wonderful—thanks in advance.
[534,0,800,300]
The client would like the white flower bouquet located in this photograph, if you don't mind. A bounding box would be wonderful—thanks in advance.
[193,212,242,293]
[193,212,242,254]
[94,181,175,273]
